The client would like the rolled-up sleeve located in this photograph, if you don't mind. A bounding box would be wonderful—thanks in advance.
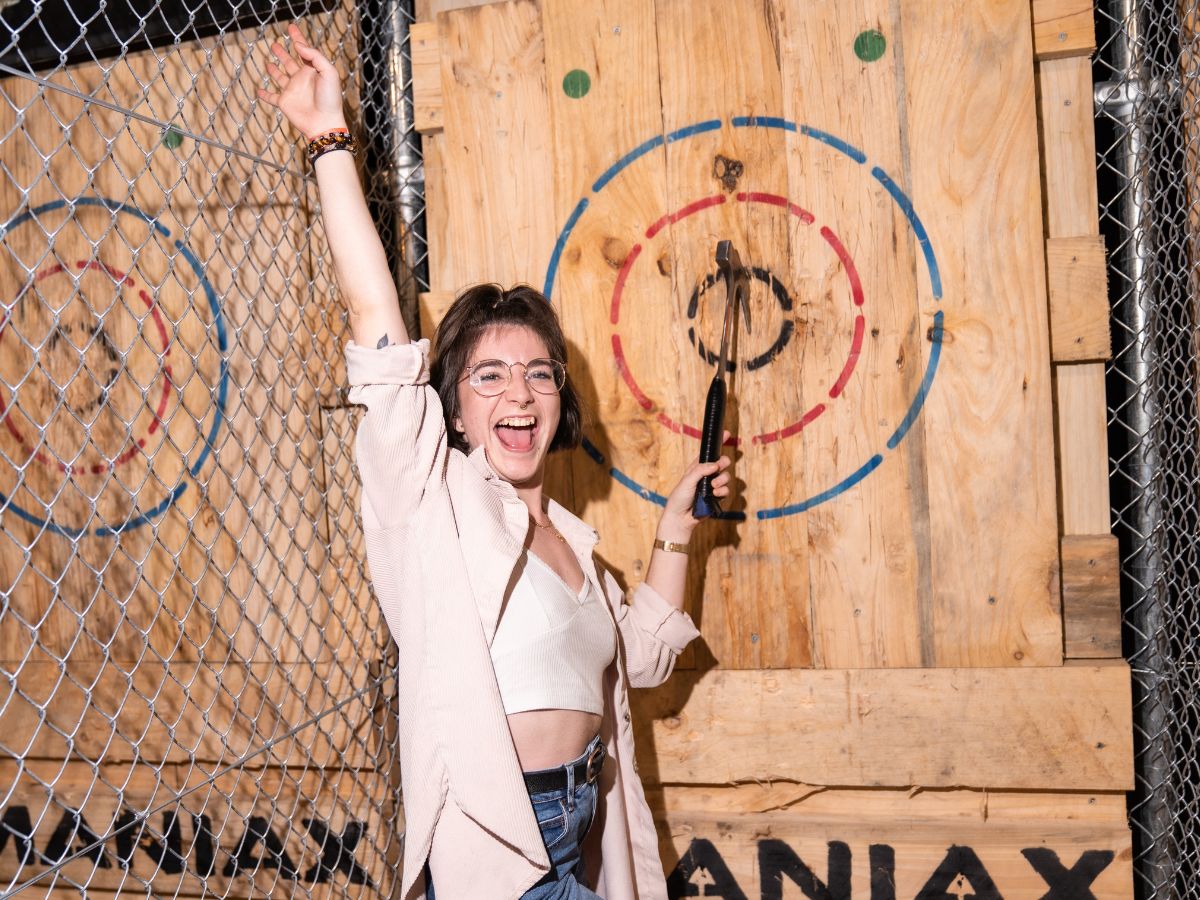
[345,339,448,530]
[606,570,701,688]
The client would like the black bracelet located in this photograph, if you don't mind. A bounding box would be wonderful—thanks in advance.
[307,129,357,164]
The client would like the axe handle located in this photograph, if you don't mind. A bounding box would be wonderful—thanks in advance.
[691,375,726,519]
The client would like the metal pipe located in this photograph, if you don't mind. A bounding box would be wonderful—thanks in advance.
[390,0,430,297]
[1101,0,1175,895]
[357,0,428,338]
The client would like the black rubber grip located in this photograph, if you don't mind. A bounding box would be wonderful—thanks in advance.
[691,377,726,518]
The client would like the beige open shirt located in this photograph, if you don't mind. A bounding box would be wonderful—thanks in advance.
[345,339,701,900]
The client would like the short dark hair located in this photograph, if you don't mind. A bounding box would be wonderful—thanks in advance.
[430,283,583,455]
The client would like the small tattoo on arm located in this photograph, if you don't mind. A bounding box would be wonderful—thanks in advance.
[376,333,389,349]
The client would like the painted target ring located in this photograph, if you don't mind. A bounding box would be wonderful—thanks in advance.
[544,116,944,520]
[0,196,229,538]
[608,191,866,448]
[0,260,174,476]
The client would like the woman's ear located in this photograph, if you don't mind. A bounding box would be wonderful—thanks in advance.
[453,416,464,434]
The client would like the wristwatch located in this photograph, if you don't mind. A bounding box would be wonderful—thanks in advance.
[653,538,689,554]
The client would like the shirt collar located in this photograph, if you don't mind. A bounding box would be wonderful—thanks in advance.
[545,498,599,556]
[465,446,600,555]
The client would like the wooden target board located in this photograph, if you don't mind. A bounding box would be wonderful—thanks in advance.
[0,23,385,763]
[0,13,398,898]
[418,0,1062,671]
[415,0,1133,893]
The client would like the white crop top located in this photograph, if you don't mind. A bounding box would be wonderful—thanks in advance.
[489,552,617,717]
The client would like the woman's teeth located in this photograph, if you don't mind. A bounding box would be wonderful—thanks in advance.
[496,415,536,427]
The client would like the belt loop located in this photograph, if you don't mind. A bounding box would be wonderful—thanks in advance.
[565,756,576,811]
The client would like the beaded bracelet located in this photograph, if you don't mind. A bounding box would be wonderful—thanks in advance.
[307,128,356,164]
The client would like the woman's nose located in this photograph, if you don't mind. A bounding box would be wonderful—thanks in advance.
[505,364,534,402]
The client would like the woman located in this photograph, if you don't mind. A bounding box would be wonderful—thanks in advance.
[260,25,732,900]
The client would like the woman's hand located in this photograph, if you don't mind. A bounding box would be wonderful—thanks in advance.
[657,438,734,543]
[258,24,347,139]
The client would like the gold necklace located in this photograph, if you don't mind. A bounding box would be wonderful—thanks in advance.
[531,515,568,545]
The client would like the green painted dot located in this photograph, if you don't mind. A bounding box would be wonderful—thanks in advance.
[162,127,184,150]
[854,29,887,63]
[562,69,591,99]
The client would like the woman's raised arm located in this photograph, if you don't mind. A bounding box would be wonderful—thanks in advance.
[259,24,408,350]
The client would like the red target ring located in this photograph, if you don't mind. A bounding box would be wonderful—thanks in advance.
[0,259,174,476]
[608,192,866,446]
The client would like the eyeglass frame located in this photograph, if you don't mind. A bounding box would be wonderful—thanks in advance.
[459,357,567,397]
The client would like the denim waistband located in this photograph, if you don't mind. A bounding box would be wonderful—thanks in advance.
[522,734,603,777]
[522,734,604,795]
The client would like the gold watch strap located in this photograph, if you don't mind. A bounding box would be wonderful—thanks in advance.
[653,538,689,554]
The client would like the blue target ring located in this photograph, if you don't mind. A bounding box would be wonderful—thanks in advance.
[0,196,229,538]
[543,115,944,520]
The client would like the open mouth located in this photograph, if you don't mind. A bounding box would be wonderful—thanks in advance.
[494,415,538,452]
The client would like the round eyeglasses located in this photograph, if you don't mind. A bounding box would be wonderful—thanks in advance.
[461,358,566,397]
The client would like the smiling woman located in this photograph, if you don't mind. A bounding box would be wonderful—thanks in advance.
[449,319,564,475]
[430,284,581,462]
[258,24,732,900]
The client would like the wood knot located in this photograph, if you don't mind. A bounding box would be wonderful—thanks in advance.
[601,237,628,269]
[712,154,744,192]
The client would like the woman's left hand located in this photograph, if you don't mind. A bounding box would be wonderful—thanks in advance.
[657,437,733,542]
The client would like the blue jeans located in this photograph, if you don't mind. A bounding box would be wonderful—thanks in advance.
[426,738,603,899]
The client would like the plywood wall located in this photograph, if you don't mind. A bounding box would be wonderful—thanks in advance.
[420,0,1063,671]
[0,12,398,895]
[415,0,1133,894]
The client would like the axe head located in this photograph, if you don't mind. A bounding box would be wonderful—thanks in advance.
[715,239,752,335]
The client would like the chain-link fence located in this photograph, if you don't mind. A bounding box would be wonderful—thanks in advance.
[0,0,424,895]
[1096,1,1200,898]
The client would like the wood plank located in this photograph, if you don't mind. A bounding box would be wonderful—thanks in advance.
[776,0,926,668]
[0,760,397,897]
[1047,234,1111,361]
[0,29,377,693]
[1062,534,1123,658]
[1181,4,1200,506]
[437,0,556,284]
[1038,55,1100,238]
[631,666,1133,790]
[652,0,808,668]
[900,0,1062,665]
[1032,0,1097,61]
[420,132,456,296]
[418,290,457,338]
[652,783,1130,820]
[539,0,670,656]
[418,0,501,17]
[651,786,1130,899]
[411,21,443,134]
[1055,363,1112,534]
